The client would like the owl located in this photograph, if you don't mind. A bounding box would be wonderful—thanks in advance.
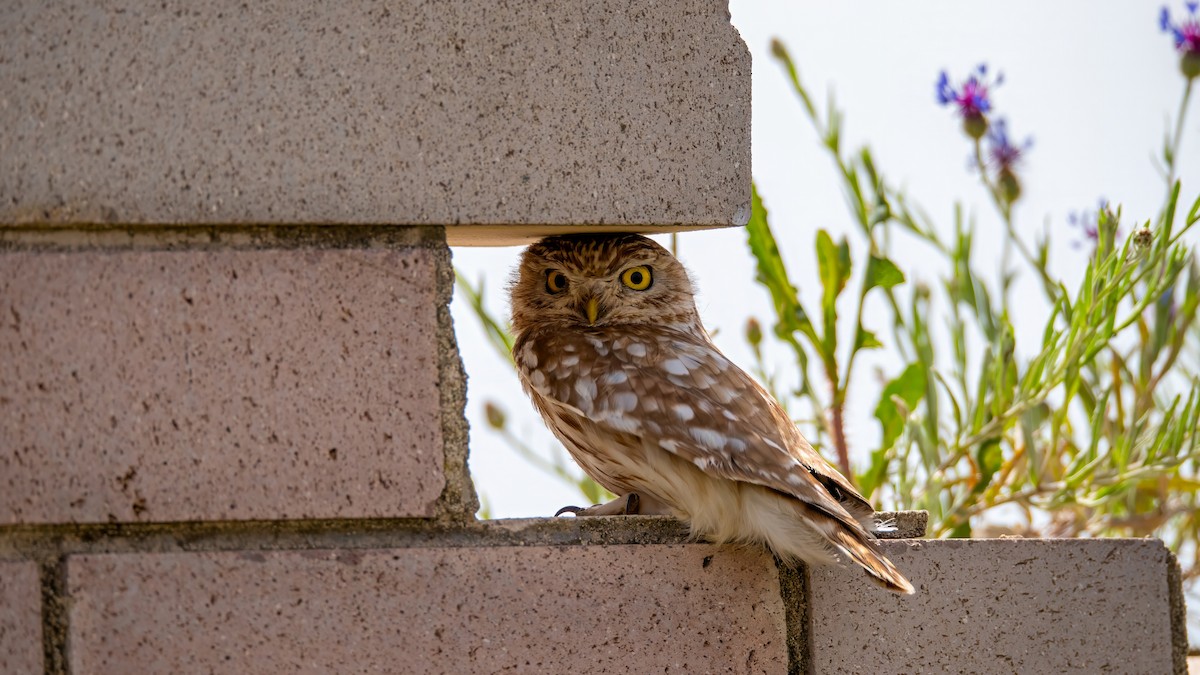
[509,233,913,594]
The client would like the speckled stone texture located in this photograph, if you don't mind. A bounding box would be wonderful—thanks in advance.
[0,561,43,674]
[67,546,785,673]
[0,0,750,243]
[0,244,446,523]
[808,538,1180,674]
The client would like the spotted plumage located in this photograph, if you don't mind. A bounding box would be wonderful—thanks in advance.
[509,233,913,594]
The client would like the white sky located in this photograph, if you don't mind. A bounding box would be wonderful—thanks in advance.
[450,0,1200,642]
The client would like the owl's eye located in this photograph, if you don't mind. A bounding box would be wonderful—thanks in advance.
[545,270,569,294]
[620,265,653,291]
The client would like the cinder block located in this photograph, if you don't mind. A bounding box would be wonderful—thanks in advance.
[67,546,786,673]
[0,241,449,523]
[808,539,1181,674]
[0,560,43,674]
[0,1,750,242]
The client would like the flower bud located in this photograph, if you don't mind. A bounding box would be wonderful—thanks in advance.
[962,114,988,140]
[484,402,506,429]
[1133,227,1153,250]
[998,168,1022,203]
[745,317,763,347]
[1182,52,1200,80]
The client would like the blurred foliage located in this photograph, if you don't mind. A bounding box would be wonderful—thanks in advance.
[459,31,1200,583]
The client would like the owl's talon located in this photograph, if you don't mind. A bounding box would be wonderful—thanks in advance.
[555,505,584,517]
[623,493,640,514]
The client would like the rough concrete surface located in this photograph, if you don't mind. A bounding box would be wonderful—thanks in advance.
[0,242,447,523]
[67,545,785,673]
[808,538,1180,674]
[0,0,750,240]
[0,560,43,674]
[0,557,43,672]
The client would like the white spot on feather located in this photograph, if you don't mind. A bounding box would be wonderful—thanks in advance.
[612,392,639,412]
[690,427,727,451]
[670,403,695,421]
[626,342,647,358]
[602,370,628,386]
[560,354,580,367]
[520,343,538,369]
[530,370,546,388]
[661,359,689,376]
[574,377,597,405]
[723,410,738,421]
[660,439,680,452]
[604,414,640,434]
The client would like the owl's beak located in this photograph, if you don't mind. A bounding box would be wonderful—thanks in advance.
[584,296,600,325]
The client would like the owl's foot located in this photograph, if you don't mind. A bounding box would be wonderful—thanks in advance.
[555,493,641,517]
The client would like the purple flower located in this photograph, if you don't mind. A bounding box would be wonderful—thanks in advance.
[1161,2,1200,54]
[985,119,1032,172]
[1162,3,1200,77]
[936,64,1003,119]
[1068,199,1118,250]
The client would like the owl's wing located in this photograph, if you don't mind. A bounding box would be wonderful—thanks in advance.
[519,328,874,531]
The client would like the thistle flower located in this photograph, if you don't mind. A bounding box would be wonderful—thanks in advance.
[984,119,1032,203]
[937,64,1003,139]
[1160,2,1200,78]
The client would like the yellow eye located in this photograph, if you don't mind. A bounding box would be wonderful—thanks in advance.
[620,265,653,291]
[545,270,569,294]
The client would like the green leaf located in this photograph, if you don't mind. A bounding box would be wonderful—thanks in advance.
[949,520,972,538]
[874,364,927,451]
[864,255,905,292]
[973,439,1004,495]
[746,184,820,347]
[816,230,852,359]
[854,327,883,351]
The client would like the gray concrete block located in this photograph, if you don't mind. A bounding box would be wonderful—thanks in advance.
[0,1,750,242]
[808,538,1182,674]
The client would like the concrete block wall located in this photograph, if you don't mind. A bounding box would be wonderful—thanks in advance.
[0,2,1190,673]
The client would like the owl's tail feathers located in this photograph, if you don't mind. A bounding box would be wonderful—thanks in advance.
[825,525,915,595]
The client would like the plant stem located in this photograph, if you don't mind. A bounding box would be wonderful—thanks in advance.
[827,387,853,480]
[1165,77,1194,193]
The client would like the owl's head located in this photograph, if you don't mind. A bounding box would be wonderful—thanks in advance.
[509,234,701,336]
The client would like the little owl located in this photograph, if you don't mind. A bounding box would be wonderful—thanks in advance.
[509,233,913,594]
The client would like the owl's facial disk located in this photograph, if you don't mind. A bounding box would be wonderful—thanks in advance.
[509,234,701,336]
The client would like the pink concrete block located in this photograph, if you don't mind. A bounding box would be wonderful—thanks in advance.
[0,560,43,674]
[67,546,785,673]
[0,246,446,523]
[808,539,1180,673]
